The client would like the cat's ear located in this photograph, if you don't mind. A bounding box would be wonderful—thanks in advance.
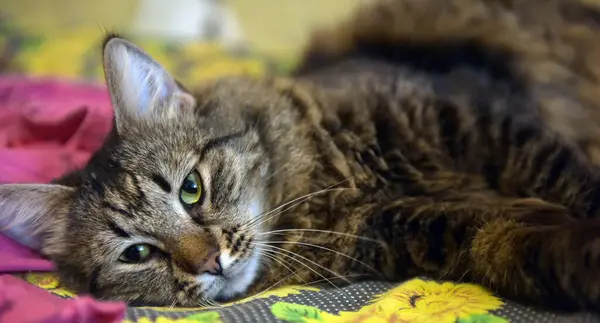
[102,36,196,130]
[0,184,73,251]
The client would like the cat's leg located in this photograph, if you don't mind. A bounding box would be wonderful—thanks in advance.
[358,196,600,311]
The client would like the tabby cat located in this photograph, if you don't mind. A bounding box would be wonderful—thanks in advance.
[3,0,600,312]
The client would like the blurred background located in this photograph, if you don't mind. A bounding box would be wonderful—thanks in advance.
[0,0,365,84]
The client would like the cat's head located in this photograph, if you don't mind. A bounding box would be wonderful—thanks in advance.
[0,36,315,306]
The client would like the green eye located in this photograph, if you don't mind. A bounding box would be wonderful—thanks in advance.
[119,244,154,263]
[180,170,203,207]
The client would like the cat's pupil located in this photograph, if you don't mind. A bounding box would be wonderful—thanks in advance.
[123,244,150,262]
[182,179,198,194]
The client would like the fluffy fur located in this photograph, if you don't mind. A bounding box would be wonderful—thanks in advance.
[2,0,600,312]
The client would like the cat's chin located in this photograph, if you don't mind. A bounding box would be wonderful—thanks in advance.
[196,249,262,302]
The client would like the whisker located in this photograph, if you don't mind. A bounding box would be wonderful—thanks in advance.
[259,247,342,293]
[245,187,350,230]
[197,294,220,308]
[197,297,207,307]
[253,242,350,286]
[206,297,221,308]
[258,229,381,244]
[299,273,370,287]
[263,163,289,182]
[243,177,356,229]
[257,245,357,300]
[256,250,307,284]
[264,240,382,277]
[251,271,299,300]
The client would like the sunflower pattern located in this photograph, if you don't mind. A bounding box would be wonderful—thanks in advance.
[271,279,507,323]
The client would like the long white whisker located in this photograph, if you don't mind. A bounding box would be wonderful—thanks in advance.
[264,240,382,277]
[257,245,358,300]
[256,250,307,284]
[263,163,289,182]
[299,273,370,287]
[245,188,350,230]
[195,298,209,308]
[252,242,350,286]
[250,271,298,300]
[258,247,342,292]
[257,229,381,244]
[205,298,221,308]
[211,298,222,307]
[244,177,355,229]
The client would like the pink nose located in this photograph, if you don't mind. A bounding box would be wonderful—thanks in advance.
[199,251,222,275]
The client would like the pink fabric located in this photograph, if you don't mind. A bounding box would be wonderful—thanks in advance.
[0,275,125,323]
[0,76,112,184]
[0,76,125,322]
[0,234,53,272]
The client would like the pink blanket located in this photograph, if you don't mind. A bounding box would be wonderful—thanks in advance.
[0,77,125,323]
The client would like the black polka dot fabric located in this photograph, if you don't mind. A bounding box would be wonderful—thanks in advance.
[16,273,600,323]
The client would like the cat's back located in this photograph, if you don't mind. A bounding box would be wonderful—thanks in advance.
[291,0,600,164]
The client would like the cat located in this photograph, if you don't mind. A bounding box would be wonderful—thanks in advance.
[2,0,600,312]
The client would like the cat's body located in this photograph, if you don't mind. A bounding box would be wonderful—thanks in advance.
[2,0,600,312]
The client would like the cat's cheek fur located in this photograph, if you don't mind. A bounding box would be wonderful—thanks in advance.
[197,248,262,300]
[216,248,262,300]
[248,196,264,227]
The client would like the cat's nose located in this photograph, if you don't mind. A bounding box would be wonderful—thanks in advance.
[171,233,223,275]
[199,251,223,275]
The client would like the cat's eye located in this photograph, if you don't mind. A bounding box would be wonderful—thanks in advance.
[119,244,155,263]
[180,170,203,207]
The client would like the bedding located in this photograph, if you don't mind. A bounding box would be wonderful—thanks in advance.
[0,22,600,323]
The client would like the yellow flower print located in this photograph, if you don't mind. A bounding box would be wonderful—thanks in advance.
[23,272,77,298]
[372,279,503,323]
[272,279,507,323]
[24,273,60,289]
[49,288,77,298]
[323,306,402,323]
[272,302,393,323]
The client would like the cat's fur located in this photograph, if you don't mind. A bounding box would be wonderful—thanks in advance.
[2,0,600,312]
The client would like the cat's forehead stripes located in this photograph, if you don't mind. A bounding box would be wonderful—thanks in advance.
[199,128,250,157]
[96,171,147,214]
[151,174,172,193]
[101,201,135,218]
[107,219,131,238]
